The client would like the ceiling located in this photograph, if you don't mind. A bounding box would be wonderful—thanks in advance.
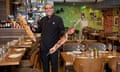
[90,0,120,9]
[53,0,120,9]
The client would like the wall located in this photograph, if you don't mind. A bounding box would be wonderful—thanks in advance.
[0,0,10,20]
[54,5,103,30]
[54,5,119,32]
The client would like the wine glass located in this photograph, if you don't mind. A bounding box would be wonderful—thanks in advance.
[112,46,117,56]
[81,45,86,52]
[108,43,112,52]
[102,45,106,51]
[0,48,3,60]
[76,45,80,52]
[6,42,10,49]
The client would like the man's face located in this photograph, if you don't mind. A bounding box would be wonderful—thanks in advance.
[44,4,54,16]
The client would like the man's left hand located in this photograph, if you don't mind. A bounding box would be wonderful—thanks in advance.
[67,26,75,34]
[49,47,57,54]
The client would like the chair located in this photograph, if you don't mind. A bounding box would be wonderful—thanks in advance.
[19,48,40,68]
[108,58,118,72]
[86,42,106,51]
[62,43,84,72]
[73,57,104,72]
[62,43,84,52]
[117,62,120,72]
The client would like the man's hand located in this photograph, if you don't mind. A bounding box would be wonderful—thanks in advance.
[49,47,57,54]
[67,26,75,34]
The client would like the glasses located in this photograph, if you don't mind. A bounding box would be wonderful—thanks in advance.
[45,7,53,10]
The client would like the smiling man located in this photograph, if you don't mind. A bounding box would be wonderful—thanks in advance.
[36,3,65,72]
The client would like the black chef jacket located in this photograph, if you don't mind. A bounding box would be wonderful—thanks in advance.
[37,14,65,52]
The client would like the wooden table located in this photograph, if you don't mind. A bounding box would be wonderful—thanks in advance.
[61,51,120,72]
[88,32,101,40]
[106,36,120,44]
[12,41,33,48]
[0,48,26,66]
[90,33,100,36]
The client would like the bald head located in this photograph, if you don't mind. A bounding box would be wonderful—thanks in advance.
[44,3,53,9]
[44,3,54,18]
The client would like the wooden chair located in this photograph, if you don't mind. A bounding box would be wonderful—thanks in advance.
[73,58,104,72]
[62,43,84,72]
[19,48,40,69]
[117,62,120,72]
[108,58,118,72]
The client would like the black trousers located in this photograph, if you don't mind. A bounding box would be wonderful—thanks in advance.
[40,50,58,72]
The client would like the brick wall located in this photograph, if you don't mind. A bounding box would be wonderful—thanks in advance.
[118,9,120,34]
[103,9,113,33]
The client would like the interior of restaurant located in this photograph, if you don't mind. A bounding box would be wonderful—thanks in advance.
[0,0,120,72]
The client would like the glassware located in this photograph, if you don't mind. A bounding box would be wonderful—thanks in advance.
[81,45,86,52]
[112,46,117,56]
[6,42,10,49]
[2,45,7,57]
[87,48,94,57]
[76,45,80,51]
[18,36,22,45]
[102,45,106,51]
[108,43,112,52]
[81,35,85,40]
[0,48,3,60]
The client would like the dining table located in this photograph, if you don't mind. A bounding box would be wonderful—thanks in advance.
[0,48,26,66]
[88,32,101,39]
[12,39,33,48]
[61,51,120,72]
[106,36,120,44]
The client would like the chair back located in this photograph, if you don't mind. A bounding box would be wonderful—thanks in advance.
[86,42,106,51]
[73,57,104,72]
[62,43,83,52]
[30,48,39,64]
[108,58,118,72]
[117,62,120,72]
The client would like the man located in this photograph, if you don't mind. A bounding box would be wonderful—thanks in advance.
[36,3,75,72]
[37,3,65,72]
